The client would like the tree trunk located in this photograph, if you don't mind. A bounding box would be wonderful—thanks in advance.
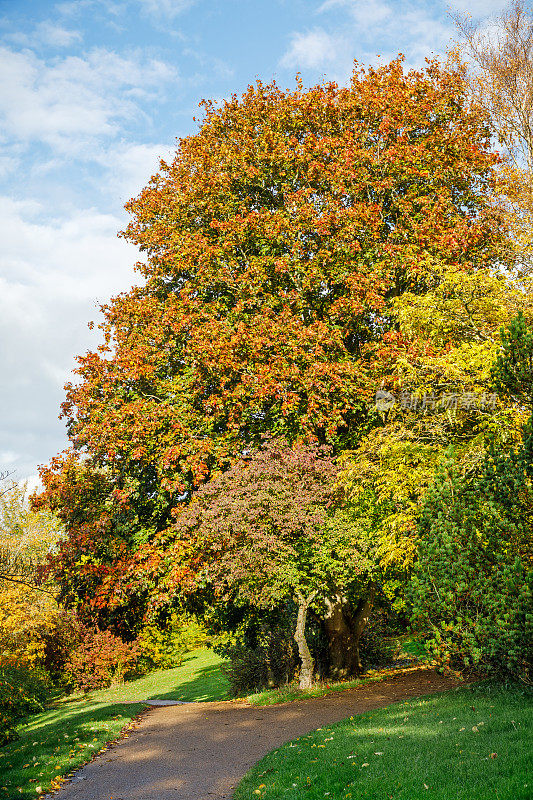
[294,591,316,690]
[351,593,374,674]
[323,595,359,678]
[323,589,375,678]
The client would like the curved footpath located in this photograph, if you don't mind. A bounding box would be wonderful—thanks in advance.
[48,668,461,800]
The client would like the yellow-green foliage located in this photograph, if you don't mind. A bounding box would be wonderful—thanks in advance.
[138,613,209,669]
[340,265,531,610]
[0,484,63,669]
[391,266,533,395]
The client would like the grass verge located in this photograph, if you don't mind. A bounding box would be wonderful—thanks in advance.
[236,682,533,800]
[0,648,228,800]
[246,665,425,706]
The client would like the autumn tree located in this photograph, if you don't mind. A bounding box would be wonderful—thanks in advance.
[455,1,533,171]
[0,484,63,668]
[144,440,373,687]
[411,315,533,683]
[38,58,508,629]
[339,232,533,614]
[453,0,533,271]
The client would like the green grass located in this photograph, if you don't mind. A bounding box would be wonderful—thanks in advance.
[0,648,228,800]
[397,633,431,662]
[236,683,533,800]
[87,647,229,703]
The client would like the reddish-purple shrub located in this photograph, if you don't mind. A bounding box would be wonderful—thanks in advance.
[65,628,139,692]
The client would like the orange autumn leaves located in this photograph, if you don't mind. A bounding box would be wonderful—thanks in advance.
[37,58,509,624]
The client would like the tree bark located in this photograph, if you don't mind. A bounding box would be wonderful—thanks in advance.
[323,595,359,678]
[323,589,375,678]
[294,591,317,689]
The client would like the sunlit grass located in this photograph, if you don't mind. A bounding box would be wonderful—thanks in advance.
[236,683,533,800]
[86,647,229,703]
[0,648,228,800]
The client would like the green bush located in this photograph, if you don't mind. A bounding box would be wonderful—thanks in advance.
[0,666,50,746]
[138,619,185,670]
[411,456,533,684]
[137,613,209,670]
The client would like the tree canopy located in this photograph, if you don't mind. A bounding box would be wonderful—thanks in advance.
[37,56,514,643]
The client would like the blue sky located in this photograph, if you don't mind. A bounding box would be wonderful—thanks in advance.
[0,0,509,486]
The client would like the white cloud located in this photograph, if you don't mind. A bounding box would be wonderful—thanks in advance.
[137,0,197,20]
[282,0,459,76]
[0,154,18,179]
[0,196,142,480]
[97,141,174,203]
[280,28,346,70]
[35,21,83,47]
[449,0,509,15]
[55,0,94,16]
[0,46,177,155]
[318,0,392,26]
[5,22,82,49]
[0,451,18,467]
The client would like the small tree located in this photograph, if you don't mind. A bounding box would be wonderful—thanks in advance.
[166,440,372,689]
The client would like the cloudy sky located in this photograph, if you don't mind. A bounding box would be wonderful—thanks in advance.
[0,0,510,487]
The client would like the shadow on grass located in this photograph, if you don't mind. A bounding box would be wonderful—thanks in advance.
[23,699,145,735]
[2,701,145,800]
[147,663,230,702]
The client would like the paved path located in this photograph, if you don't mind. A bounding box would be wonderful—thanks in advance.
[50,668,461,800]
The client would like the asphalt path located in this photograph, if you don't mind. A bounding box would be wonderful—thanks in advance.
[49,668,461,800]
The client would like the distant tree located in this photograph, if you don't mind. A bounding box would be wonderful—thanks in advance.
[453,0,533,271]
[0,485,63,667]
[455,1,533,172]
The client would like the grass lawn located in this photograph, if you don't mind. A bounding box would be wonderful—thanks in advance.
[0,648,228,800]
[88,646,229,703]
[236,683,533,800]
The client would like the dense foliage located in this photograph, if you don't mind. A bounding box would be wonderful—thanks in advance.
[148,439,374,686]
[0,485,64,670]
[64,628,140,692]
[0,666,50,746]
[35,57,509,636]
[412,316,533,683]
